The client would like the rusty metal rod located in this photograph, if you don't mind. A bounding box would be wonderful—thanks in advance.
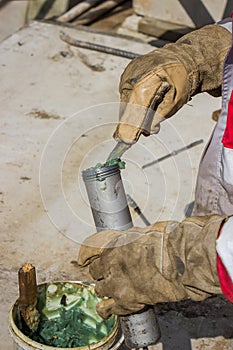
[60,31,140,59]
[127,194,151,226]
[57,0,103,23]
[142,139,204,169]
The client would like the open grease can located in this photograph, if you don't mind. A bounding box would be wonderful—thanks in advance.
[9,281,121,350]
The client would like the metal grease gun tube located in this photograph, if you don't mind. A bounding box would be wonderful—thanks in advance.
[82,162,161,348]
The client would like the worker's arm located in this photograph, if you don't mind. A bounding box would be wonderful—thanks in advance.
[114,24,231,144]
[78,215,231,319]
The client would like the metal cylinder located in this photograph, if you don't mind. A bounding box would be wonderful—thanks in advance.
[120,306,161,348]
[83,162,161,348]
[82,163,133,231]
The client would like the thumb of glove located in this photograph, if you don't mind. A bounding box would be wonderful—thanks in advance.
[96,298,116,319]
[97,297,142,318]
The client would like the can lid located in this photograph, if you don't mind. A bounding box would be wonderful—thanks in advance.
[82,163,120,181]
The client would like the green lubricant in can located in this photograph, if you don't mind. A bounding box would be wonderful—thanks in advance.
[11,282,118,349]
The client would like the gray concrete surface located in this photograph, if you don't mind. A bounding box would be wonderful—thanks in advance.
[0,0,28,41]
[1,20,232,349]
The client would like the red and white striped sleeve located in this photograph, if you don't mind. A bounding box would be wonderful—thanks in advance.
[216,217,233,302]
[215,16,233,302]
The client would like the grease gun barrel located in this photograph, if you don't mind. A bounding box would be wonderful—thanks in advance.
[82,162,161,348]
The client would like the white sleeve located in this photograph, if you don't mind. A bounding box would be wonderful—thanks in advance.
[216,216,233,281]
[217,18,232,33]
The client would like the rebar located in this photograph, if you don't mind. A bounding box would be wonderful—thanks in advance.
[142,139,204,169]
[60,31,140,59]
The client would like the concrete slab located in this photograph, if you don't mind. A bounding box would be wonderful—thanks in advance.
[1,20,232,349]
[0,0,28,41]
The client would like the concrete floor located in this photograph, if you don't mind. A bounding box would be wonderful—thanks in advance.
[1,20,233,349]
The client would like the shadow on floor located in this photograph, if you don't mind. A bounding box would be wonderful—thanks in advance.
[155,295,233,349]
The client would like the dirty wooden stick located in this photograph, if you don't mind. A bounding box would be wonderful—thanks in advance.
[57,0,103,23]
[18,263,37,307]
[73,0,128,25]
[18,263,39,331]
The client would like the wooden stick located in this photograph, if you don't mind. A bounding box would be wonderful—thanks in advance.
[18,263,37,306]
[57,0,103,23]
[73,0,128,25]
[18,263,40,331]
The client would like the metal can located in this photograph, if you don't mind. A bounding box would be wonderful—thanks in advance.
[9,281,120,350]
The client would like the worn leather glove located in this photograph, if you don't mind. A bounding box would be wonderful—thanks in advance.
[114,24,231,144]
[78,215,226,319]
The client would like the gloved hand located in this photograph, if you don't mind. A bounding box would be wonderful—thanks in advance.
[78,215,226,319]
[114,24,231,144]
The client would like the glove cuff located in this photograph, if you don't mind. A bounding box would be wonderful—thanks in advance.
[165,215,227,301]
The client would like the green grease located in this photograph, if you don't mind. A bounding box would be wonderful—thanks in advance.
[18,282,115,348]
[88,158,125,172]
[105,158,125,169]
[100,182,107,191]
[87,158,126,182]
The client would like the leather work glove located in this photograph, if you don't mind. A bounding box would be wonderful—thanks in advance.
[78,215,227,319]
[114,24,231,144]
